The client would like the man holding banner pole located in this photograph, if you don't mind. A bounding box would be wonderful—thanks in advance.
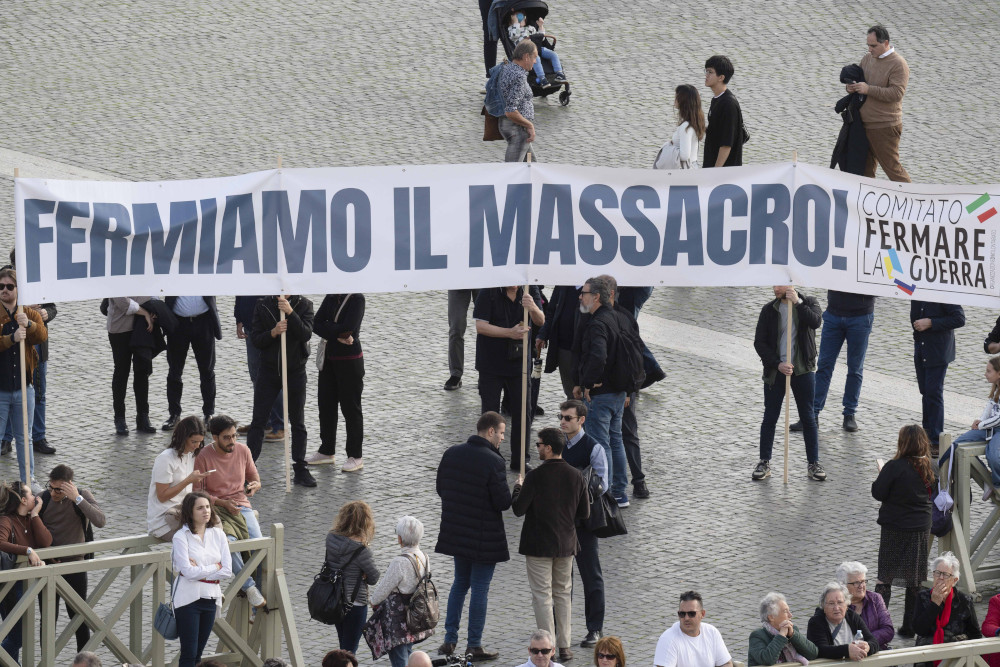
[752,286,825,482]
[0,267,47,484]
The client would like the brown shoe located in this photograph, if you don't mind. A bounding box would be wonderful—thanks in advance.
[438,643,456,656]
[264,429,285,441]
[559,648,574,662]
[237,424,250,434]
[466,646,499,661]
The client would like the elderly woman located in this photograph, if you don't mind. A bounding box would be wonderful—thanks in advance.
[517,629,565,667]
[912,552,981,667]
[369,516,432,667]
[806,582,878,661]
[748,592,818,666]
[836,561,894,649]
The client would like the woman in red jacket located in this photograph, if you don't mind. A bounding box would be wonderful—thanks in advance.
[981,594,1000,667]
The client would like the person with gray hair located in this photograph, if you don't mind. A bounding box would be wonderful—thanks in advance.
[515,629,564,667]
[71,651,102,667]
[498,40,540,162]
[911,551,981,664]
[576,276,631,506]
[835,561,894,649]
[748,592,817,666]
[806,582,877,660]
[369,516,432,667]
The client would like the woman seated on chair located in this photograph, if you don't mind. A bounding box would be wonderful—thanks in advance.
[748,592,818,666]
[836,561,894,650]
[806,582,878,661]
[912,552,981,667]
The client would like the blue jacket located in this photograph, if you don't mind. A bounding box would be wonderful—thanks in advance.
[910,301,965,367]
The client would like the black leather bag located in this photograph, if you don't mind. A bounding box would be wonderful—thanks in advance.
[308,546,364,625]
[591,491,627,538]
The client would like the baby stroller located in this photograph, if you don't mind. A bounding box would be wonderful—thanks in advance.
[488,0,571,106]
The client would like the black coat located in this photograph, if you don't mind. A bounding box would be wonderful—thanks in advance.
[753,292,823,382]
[250,296,314,375]
[577,305,625,393]
[806,606,879,660]
[871,458,933,531]
[913,587,982,652]
[831,64,869,176]
[435,435,512,563]
[911,301,965,367]
[538,286,579,373]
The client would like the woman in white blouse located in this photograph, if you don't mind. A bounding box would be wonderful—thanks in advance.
[654,84,707,169]
[369,516,429,667]
[171,491,232,667]
[148,416,210,541]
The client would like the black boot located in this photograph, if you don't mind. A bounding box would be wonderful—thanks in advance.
[898,586,918,637]
[136,414,157,434]
[874,582,891,607]
[114,417,129,436]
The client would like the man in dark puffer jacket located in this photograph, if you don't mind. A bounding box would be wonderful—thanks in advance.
[435,411,512,662]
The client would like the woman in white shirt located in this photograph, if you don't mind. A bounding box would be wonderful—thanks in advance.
[147,416,210,541]
[171,491,232,667]
[654,84,707,170]
[369,516,429,667]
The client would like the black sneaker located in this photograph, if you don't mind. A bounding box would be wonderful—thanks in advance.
[633,480,650,499]
[0,439,10,455]
[136,414,157,434]
[444,376,462,390]
[789,420,804,432]
[552,71,568,84]
[808,462,828,481]
[536,77,552,87]
[161,414,180,431]
[293,468,317,487]
[114,418,129,436]
[534,405,545,417]
[33,439,55,455]
[752,459,771,481]
[843,415,858,432]
[581,630,602,648]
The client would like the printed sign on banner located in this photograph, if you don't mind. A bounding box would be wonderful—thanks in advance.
[13,162,1000,307]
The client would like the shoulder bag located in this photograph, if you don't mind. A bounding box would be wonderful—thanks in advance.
[404,553,439,633]
[308,544,365,625]
[153,576,179,640]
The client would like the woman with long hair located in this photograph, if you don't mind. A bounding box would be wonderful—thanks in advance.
[655,84,707,169]
[147,416,211,542]
[939,355,1000,499]
[325,500,381,653]
[871,424,935,638]
[0,480,52,663]
[171,491,231,667]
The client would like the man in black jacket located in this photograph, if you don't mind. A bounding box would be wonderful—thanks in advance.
[161,295,223,430]
[246,294,316,487]
[512,427,590,664]
[435,411,512,661]
[752,286,826,482]
[911,300,965,456]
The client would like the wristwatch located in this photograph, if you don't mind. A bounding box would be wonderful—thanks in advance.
[74,495,83,505]
[25,548,32,555]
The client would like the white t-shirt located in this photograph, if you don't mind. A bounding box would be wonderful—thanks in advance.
[147,448,195,535]
[654,622,732,667]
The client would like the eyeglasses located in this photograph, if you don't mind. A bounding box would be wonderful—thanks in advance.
[0,284,15,291]
[46,483,65,493]
[579,290,594,295]
[529,648,553,655]
[678,610,698,618]
[846,579,871,587]
[597,654,617,661]
[932,570,955,579]
[559,415,577,421]
[535,442,545,448]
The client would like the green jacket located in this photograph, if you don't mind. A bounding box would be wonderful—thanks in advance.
[748,626,818,666]
[215,505,250,563]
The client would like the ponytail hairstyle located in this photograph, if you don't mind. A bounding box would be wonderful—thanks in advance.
[675,84,706,140]
[989,355,1000,402]
[894,424,934,488]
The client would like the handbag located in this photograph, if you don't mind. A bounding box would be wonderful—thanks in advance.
[363,590,435,660]
[404,554,439,634]
[153,576,179,640]
[483,106,502,142]
[590,491,628,538]
[308,545,365,625]
[581,466,608,532]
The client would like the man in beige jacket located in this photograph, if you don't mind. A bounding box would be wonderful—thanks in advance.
[847,24,910,182]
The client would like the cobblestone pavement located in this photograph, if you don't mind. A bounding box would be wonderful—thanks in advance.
[2,1,1000,665]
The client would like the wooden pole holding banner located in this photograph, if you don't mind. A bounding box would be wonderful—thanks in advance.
[783,295,792,485]
[520,153,533,479]
[13,168,30,485]
[277,156,292,493]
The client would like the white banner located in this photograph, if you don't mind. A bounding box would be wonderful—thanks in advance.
[14,162,1000,306]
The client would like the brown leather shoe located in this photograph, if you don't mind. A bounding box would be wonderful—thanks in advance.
[559,648,574,662]
[466,646,499,661]
[438,643,456,656]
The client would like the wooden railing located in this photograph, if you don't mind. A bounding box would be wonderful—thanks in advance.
[0,523,302,667]
[735,636,1000,667]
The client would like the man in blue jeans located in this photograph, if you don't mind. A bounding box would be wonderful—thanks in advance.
[435,412,512,661]
[574,276,630,507]
[792,291,875,434]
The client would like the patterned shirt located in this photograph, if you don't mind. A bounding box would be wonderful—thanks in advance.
[508,24,536,44]
[499,61,534,119]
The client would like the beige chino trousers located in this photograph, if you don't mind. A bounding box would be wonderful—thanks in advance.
[525,555,574,649]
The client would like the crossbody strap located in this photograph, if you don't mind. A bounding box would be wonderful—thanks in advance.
[343,543,366,602]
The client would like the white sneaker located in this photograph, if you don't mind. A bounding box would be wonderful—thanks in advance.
[341,457,364,472]
[305,452,336,465]
[245,585,267,608]
[984,485,995,502]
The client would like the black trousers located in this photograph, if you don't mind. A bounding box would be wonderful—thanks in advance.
[479,0,498,76]
[166,312,216,417]
[108,332,151,419]
[622,392,645,484]
[318,357,365,459]
[479,372,531,467]
[574,527,604,632]
[247,369,306,468]
[56,570,89,651]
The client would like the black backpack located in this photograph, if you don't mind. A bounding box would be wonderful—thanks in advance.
[307,545,364,625]
[40,489,95,560]
[605,315,646,394]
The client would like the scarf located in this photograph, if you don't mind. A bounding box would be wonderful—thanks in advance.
[932,588,954,666]
[763,623,809,665]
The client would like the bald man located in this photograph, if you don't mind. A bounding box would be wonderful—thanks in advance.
[408,651,433,667]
